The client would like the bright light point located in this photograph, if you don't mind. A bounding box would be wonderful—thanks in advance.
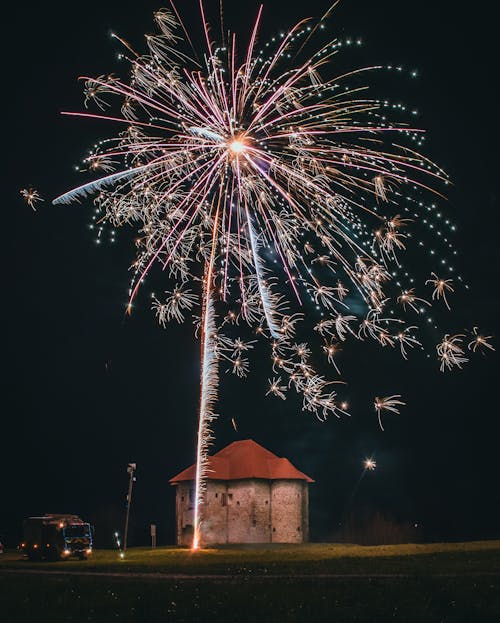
[229,139,245,154]
[119,552,125,559]
[192,531,200,550]
[364,458,376,471]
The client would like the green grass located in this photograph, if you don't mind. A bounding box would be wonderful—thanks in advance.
[1,542,500,622]
[1,540,500,575]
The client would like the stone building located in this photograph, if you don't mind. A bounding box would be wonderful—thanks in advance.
[169,439,314,546]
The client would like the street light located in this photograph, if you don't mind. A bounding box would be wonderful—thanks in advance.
[123,462,136,553]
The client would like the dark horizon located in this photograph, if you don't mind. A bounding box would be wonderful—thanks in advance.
[3,0,499,548]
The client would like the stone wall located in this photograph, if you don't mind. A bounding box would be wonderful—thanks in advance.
[173,479,309,546]
[174,482,195,546]
[202,481,229,544]
[271,480,306,543]
[227,480,271,543]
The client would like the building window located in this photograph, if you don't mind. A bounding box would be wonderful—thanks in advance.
[228,493,233,503]
[221,493,227,506]
[252,519,257,527]
[181,495,184,502]
[215,493,218,498]
[265,500,268,505]
[297,526,301,532]
[189,489,195,505]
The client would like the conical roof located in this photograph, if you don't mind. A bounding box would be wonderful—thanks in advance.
[169,439,314,483]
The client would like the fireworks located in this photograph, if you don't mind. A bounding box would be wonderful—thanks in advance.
[397,288,430,314]
[52,2,493,548]
[20,187,44,210]
[426,272,454,311]
[468,327,495,353]
[363,457,376,471]
[152,287,197,325]
[437,333,468,372]
[267,377,287,400]
[374,395,405,430]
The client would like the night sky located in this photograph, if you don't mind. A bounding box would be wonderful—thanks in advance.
[4,0,499,547]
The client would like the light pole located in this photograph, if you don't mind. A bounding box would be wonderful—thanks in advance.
[123,462,136,553]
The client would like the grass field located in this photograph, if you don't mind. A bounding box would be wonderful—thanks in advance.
[1,541,500,622]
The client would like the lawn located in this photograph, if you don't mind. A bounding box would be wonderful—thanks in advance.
[1,540,500,575]
[1,541,500,622]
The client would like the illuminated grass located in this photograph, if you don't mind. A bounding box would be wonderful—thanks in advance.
[2,543,500,622]
[1,540,500,575]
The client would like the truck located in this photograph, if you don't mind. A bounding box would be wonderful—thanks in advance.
[21,514,93,561]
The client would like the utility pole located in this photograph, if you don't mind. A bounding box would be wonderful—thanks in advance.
[123,462,136,552]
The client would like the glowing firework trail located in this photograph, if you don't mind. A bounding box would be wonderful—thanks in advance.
[52,1,493,548]
[193,194,222,550]
[193,284,218,550]
[245,215,281,339]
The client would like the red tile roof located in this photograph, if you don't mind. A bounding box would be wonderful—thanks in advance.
[169,439,314,483]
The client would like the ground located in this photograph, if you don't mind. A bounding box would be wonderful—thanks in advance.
[1,541,500,622]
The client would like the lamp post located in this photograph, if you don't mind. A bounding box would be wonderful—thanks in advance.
[123,462,136,553]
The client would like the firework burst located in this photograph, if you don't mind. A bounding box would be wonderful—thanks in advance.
[374,395,405,431]
[363,457,376,471]
[468,327,495,354]
[52,1,492,548]
[21,187,44,210]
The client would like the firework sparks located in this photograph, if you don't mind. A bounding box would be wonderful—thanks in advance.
[363,457,377,471]
[193,279,218,551]
[374,395,405,430]
[468,327,495,353]
[437,333,468,372]
[20,187,44,210]
[267,376,287,400]
[397,288,430,314]
[426,272,454,310]
[152,287,197,325]
[51,2,489,548]
[322,340,342,374]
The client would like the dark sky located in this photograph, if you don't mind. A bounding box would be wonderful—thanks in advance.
[3,0,499,546]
